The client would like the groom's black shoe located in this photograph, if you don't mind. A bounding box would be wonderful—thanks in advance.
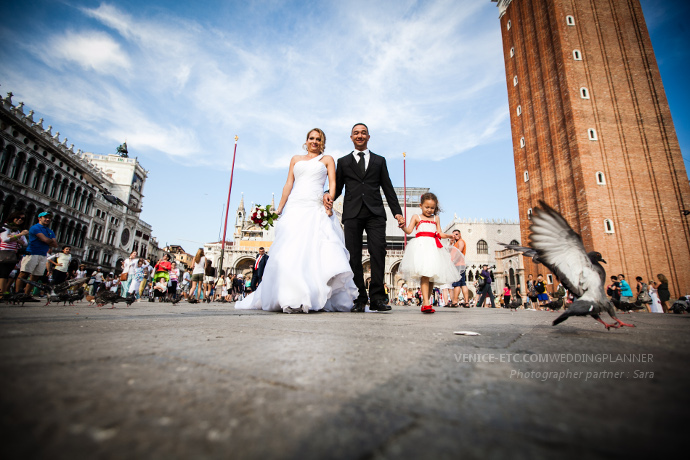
[351,301,366,313]
[370,300,392,312]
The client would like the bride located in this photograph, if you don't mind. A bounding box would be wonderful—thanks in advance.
[235,128,359,313]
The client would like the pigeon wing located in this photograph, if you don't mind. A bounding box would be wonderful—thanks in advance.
[529,202,601,300]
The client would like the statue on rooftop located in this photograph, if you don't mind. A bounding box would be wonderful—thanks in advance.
[116,141,128,158]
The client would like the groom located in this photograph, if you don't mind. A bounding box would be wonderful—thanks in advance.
[325,123,404,312]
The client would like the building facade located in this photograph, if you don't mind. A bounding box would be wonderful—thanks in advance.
[0,91,159,273]
[491,0,690,296]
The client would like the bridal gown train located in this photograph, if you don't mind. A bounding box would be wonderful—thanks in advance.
[235,154,359,313]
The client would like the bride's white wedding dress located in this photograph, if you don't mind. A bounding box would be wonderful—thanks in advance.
[236,154,358,313]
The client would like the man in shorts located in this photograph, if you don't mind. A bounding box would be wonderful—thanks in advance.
[449,230,469,307]
[16,211,58,294]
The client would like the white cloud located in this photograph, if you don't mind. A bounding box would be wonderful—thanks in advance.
[4,0,510,171]
[39,30,130,74]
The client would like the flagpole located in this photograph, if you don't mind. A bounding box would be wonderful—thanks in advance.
[220,135,239,274]
[403,152,407,248]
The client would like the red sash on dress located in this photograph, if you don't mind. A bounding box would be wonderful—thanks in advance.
[416,231,443,248]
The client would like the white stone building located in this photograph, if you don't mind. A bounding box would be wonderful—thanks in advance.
[0,91,161,274]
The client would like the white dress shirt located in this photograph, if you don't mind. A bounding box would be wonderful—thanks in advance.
[351,149,370,170]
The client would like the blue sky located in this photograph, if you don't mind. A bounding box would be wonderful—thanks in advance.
[1,0,688,252]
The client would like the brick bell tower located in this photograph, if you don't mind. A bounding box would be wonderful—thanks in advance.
[491,0,690,296]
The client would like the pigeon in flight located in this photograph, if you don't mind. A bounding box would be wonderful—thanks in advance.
[498,242,543,265]
[526,201,634,330]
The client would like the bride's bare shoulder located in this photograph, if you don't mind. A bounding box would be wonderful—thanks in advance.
[289,155,306,165]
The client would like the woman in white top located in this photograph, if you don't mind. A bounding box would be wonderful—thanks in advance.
[121,251,138,296]
[0,211,29,294]
[190,248,206,301]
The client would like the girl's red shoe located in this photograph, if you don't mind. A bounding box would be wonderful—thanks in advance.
[421,305,435,314]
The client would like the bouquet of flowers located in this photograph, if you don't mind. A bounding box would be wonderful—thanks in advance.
[250,204,279,229]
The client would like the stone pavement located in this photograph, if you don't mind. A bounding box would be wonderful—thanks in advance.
[0,300,688,459]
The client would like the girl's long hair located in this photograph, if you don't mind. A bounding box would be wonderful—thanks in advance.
[194,248,204,264]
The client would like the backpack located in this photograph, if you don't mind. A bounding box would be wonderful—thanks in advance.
[555,285,566,299]
[476,274,486,290]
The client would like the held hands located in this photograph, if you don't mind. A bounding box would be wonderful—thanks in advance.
[323,192,333,211]
[395,214,405,228]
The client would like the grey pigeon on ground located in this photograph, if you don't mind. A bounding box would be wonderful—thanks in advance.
[95,290,128,308]
[612,299,644,314]
[526,201,634,330]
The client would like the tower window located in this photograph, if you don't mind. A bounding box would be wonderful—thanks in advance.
[517,105,522,116]
[580,87,590,99]
[604,219,615,233]
[507,20,511,30]
[588,128,598,140]
[527,208,533,219]
[513,76,518,86]
[573,49,582,60]
[596,171,606,185]
[566,15,575,26]
[520,137,525,148]
[524,171,529,182]
[477,240,489,254]
[510,47,515,58]
[547,274,554,284]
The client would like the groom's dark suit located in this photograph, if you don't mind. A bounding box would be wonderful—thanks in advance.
[333,151,402,306]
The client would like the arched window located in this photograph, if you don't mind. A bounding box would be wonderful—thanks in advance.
[510,47,515,58]
[604,219,615,233]
[510,240,519,245]
[10,152,25,180]
[596,171,606,185]
[524,171,529,182]
[42,170,53,195]
[527,208,533,219]
[580,87,590,99]
[517,105,522,116]
[50,174,61,198]
[468,270,474,282]
[566,15,575,26]
[507,20,511,30]
[21,158,35,185]
[520,137,526,148]
[477,240,488,254]
[32,164,45,190]
[513,76,518,86]
[573,49,582,60]
[588,128,598,140]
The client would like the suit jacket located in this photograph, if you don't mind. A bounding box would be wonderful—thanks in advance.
[333,151,403,221]
[252,254,269,282]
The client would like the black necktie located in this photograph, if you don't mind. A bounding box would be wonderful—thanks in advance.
[357,152,365,175]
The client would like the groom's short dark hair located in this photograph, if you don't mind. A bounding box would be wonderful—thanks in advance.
[351,123,369,133]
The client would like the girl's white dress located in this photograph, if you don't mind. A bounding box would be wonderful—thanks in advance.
[236,154,358,313]
[399,220,459,285]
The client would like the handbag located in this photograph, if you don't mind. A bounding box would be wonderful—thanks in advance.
[637,285,652,304]
[120,272,128,282]
[0,250,18,264]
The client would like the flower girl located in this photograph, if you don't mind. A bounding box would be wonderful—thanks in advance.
[400,192,459,313]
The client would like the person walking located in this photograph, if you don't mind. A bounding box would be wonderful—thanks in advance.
[0,211,28,295]
[618,274,633,302]
[121,251,138,296]
[16,211,58,294]
[653,274,671,313]
[204,259,216,302]
[325,123,405,312]
[127,259,145,299]
[476,264,496,309]
[168,262,180,302]
[399,192,457,314]
[526,274,538,309]
[189,249,206,301]
[47,245,72,285]
[249,247,268,293]
[449,230,469,308]
[534,274,548,310]
[503,284,511,308]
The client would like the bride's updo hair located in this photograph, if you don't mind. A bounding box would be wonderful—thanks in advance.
[303,128,326,153]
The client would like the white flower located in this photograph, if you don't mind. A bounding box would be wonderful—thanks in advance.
[261,220,268,226]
